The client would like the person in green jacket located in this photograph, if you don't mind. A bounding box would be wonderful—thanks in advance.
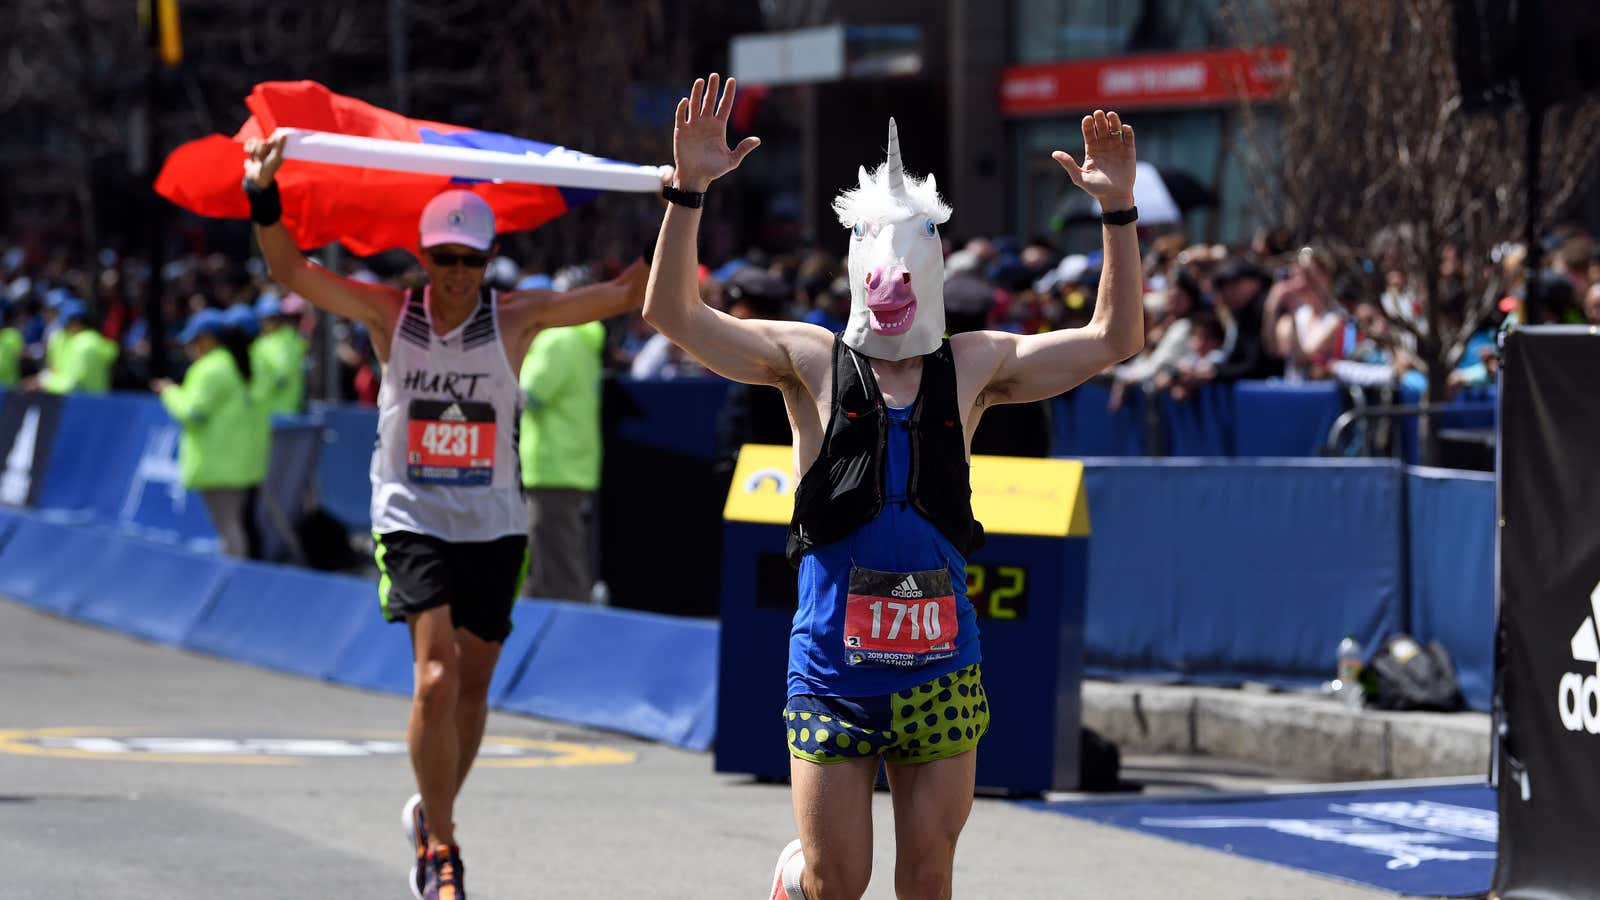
[40,301,118,395]
[250,291,307,416]
[43,289,71,374]
[518,314,606,602]
[153,308,271,558]
[0,299,23,388]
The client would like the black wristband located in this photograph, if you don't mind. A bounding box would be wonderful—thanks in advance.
[662,184,704,209]
[243,177,283,227]
[1101,205,1138,227]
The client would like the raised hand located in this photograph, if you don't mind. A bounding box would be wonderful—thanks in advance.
[672,73,761,193]
[244,132,288,188]
[1053,109,1137,210]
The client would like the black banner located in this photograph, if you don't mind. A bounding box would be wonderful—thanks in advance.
[1495,327,1600,897]
[0,391,64,509]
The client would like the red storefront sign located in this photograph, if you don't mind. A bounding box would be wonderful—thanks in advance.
[1000,46,1288,116]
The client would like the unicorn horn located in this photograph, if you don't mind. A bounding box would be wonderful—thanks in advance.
[886,118,906,195]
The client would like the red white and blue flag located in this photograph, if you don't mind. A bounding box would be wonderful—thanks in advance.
[156,80,665,257]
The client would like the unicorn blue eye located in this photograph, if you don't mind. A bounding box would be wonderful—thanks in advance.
[852,222,865,238]
[922,218,937,237]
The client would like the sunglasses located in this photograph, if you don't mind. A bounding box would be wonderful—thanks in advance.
[428,250,489,268]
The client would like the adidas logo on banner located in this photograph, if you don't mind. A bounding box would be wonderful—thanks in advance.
[1558,580,1600,734]
[439,404,467,422]
[890,576,923,599]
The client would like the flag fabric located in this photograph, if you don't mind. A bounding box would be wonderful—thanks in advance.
[155,80,661,257]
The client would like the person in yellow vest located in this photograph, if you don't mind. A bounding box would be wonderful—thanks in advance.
[40,301,118,394]
[250,290,308,416]
[43,289,72,374]
[152,308,271,557]
[0,299,23,388]
[518,308,606,603]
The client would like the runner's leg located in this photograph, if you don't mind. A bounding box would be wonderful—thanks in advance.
[884,750,977,900]
[452,626,501,792]
[789,754,877,900]
[407,605,461,849]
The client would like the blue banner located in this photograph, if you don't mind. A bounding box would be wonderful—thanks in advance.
[1031,782,1495,897]
[1081,458,1405,683]
[1406,467,1494,711]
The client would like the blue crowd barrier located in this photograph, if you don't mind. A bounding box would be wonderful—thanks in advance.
[72,532,232,646]
[1231,381,1345,457]
[308,402,378,533]
[0,504,20,547]
[0,515,113,617]
[1079,458,1405,684]
[258,417,325,561]
[484,603,561,706]
[33,393,220,546]
[1160,383,1235,456]
[185,560,375,679]
[0,505,718,750]
[1406,467,1495,711]
[1049,381,1147,456]
[324,608,417,696]
[27,392,321,554]
[498,602,718,751]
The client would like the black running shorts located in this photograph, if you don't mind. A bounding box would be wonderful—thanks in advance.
[374,530,529,643]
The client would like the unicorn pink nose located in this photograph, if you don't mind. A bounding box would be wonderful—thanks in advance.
[865,267,912,291]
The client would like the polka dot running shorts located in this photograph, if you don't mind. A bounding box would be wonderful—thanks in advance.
[784,664,989,765]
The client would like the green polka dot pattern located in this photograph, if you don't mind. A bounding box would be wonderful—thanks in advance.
[784,664,989,765]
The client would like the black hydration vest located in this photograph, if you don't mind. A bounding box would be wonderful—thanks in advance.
[785,336,985,566]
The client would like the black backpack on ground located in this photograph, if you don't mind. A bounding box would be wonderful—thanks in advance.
[1369,634,1466,712]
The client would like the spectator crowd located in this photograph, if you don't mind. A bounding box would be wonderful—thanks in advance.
[5,219,1600,422]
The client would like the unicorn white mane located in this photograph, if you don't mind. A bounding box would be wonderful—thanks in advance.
[831,119,952,228]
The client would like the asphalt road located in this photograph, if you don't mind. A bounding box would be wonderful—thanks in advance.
[0,599,1388,899]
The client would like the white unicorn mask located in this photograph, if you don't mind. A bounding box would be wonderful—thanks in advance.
[833,119,952,361]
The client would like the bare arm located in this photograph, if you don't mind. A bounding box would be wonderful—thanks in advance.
[641,73,830,387]
[245,134,401,335]
[964,110,1145,406]
[500,258,649,354]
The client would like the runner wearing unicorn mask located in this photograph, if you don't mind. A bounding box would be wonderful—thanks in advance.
[644,73,1144,900]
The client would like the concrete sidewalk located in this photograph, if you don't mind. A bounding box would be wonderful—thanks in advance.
[1083,680,1491,781]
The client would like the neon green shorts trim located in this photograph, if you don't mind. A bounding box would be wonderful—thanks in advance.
[784,663,989,766]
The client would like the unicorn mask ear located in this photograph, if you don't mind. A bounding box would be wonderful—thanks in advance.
[858,166,872,191]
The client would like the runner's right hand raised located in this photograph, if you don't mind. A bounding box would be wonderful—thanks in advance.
[244,133,288,188]
[671,73,760,194]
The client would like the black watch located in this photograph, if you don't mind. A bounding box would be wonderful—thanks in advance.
[662,184,705,209]
[1101,205,1138,227]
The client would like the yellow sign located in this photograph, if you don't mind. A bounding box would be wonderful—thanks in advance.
[723,444,1088,537]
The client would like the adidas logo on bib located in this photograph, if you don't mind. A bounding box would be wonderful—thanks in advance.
[439,403,467,422]
[890,576,923,599]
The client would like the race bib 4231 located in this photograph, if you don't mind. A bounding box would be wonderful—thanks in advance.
[406,399,496,486]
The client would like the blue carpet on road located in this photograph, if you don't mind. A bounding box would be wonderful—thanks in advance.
[1026,782,1495,897]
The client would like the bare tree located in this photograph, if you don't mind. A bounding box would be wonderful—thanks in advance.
[2,0,685,264]
[1226,0,1600,464]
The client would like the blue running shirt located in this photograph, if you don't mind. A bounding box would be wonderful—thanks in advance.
[789,403,982,698]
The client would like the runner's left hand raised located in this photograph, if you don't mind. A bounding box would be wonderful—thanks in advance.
[671,73,761,194]
[1053,110,1136,211]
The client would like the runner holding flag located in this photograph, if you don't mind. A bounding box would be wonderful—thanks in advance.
[244,133,647,900]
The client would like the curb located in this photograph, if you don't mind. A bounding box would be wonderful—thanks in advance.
[1083,680,1490,781]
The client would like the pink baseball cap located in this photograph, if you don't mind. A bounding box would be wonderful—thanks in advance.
[419,190,497,251]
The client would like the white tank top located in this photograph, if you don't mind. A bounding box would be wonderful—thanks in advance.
[370,286,526,541]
